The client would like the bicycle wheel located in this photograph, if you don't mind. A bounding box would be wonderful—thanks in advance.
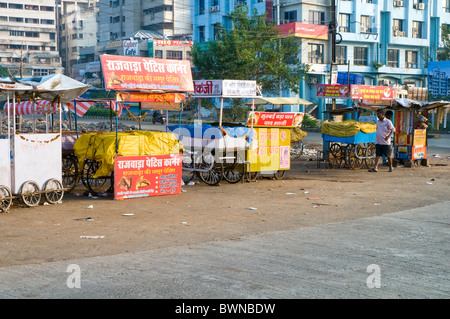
[62,154,79,193]
[328,143,343,168]
[19,180,41,207]
[0,185,12,213]
[347,144,363,170]
[182,153,196,184]
[223,164,244,183]
[246,171,259,182]
[43,178,64,204]
[197,154,223,186]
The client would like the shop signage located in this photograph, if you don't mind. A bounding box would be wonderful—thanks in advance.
[350,85,394,101]
[114,154,182,200]
[116,92,186,110]
[412,145,426,160]
[123,40,139,57]
[275,22,328,40]
[316,84,349,98]
[154,39,193,47]
[193,80,257,97]
[246,112,304,128]
[100,55,194,92]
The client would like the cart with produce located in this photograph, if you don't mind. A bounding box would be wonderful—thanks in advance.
[321,120,376,170]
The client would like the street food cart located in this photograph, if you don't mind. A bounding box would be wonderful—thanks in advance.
[244,97,311,180]
[0,74,88,211]
[74,55,194,200]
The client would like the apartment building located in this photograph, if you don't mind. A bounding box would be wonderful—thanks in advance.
[58,0,98,78]
[0,0,63,77]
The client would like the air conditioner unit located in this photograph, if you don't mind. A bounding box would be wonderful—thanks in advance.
[209,5,220,13]
[418,3,425,10]
[394,1,403,7]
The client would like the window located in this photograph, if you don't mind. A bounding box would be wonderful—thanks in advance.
[405,50,418,68]
[25,18,39,24]
[213,23,221,40]
[387,49,399,67]
[41,19,55,25]
[40,6,54,12]
[9,3,23,9]
[354,47,368,66]
[284,10,297,23]
[309,11,325,25]
[198,25,205,42]
[9,17,24,23]
[393,19,405,37]
[33,69,50,76]
[361,16,372,33]
[412,21,423,38]
[336,46,347,65]
[25,32,39,37]
[0,3,6,8]
[155,50,163,58]
[10,31,24,37]
[25,5,39,10]
[199,0,205,15]
[166,50,183,60]
[308,44,324,64]
[339,14,350,32]
[444,0,450,12]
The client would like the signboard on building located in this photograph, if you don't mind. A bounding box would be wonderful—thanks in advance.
[275,22,328,40]
[337,72,364,85]
[154,39,193,47]
[316,84,349,98]
[100,55,194,92]
[350,85,394,101]
[114,154,182,200]
[123,40,139,57]
[116,92,186,110]
[193,80,257,97]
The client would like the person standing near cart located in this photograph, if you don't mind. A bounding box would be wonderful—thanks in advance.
[369,109,396,172]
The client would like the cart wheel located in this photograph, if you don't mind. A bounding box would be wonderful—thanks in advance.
[197,154,224,186]
[19,180,41,207]
[0,185,12,213]
[223,165,244,183]
[62,154,79,193]
[182,152,196,184]
[246,171,259,182]
[44,179,64,204]
[328,143,343,168]
[85,160,113,193]
[364,143,376,169]
[273,170,286,180]
[347,144,363,170]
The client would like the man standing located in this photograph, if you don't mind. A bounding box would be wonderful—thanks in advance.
[369,109,396,172]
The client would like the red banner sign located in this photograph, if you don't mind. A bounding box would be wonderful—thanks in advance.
[246,112,304,128]
[116,92,185,103]
[114,154,182,200]
[350,85,394,101]
[100,55,194,92]
[275,22,328,40]
[317,84,349,98]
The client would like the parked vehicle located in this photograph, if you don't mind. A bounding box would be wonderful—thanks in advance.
[152,111,166,124]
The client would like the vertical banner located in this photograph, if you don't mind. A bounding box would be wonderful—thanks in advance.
[114,154,182,200]
[247,128,291,172]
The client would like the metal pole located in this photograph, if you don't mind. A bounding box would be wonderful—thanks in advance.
[74,100,79,138]
[219,97,223,126]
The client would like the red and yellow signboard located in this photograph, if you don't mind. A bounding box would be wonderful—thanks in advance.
[116,92,186,110]
[100,55,194,92]
[350,85,394,101]
[317,84,349,98]
[247,128,291,172]
[275,22,328,40]
[114,154,182,200]
[246,112,304,128]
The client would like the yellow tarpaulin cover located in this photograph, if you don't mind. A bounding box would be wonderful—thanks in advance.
[321,120,376,137]
[74,131,183,178]
[290,127,307,142]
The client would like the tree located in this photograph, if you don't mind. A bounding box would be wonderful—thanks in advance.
[191,7,308,95]
[190,7,309,121]
[437,25,450,61]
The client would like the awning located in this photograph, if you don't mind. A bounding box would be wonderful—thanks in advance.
[245,97,312,106]
[419,101,450,111]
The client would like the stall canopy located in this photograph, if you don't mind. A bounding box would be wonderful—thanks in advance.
[246,97,312,106]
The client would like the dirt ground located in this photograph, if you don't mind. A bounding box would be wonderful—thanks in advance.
[1,144,449,268]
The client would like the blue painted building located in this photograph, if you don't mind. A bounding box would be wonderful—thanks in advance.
[191,0,450,120]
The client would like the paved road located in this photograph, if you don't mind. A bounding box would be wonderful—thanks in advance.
[0,201,448,299]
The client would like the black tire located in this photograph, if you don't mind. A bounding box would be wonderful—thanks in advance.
[85,161,113,193]
[197,154,223,186]
[182,153,196,184]
[273,170,286,180]
[62,154,79,193]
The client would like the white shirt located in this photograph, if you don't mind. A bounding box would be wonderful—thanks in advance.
[375,118,395,145]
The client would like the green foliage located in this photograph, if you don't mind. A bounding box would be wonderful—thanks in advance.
[302,114,320,128]
[437,25,450,61]
[84,105,112,117]
[0,67,12,78]
[190,7,308,95]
